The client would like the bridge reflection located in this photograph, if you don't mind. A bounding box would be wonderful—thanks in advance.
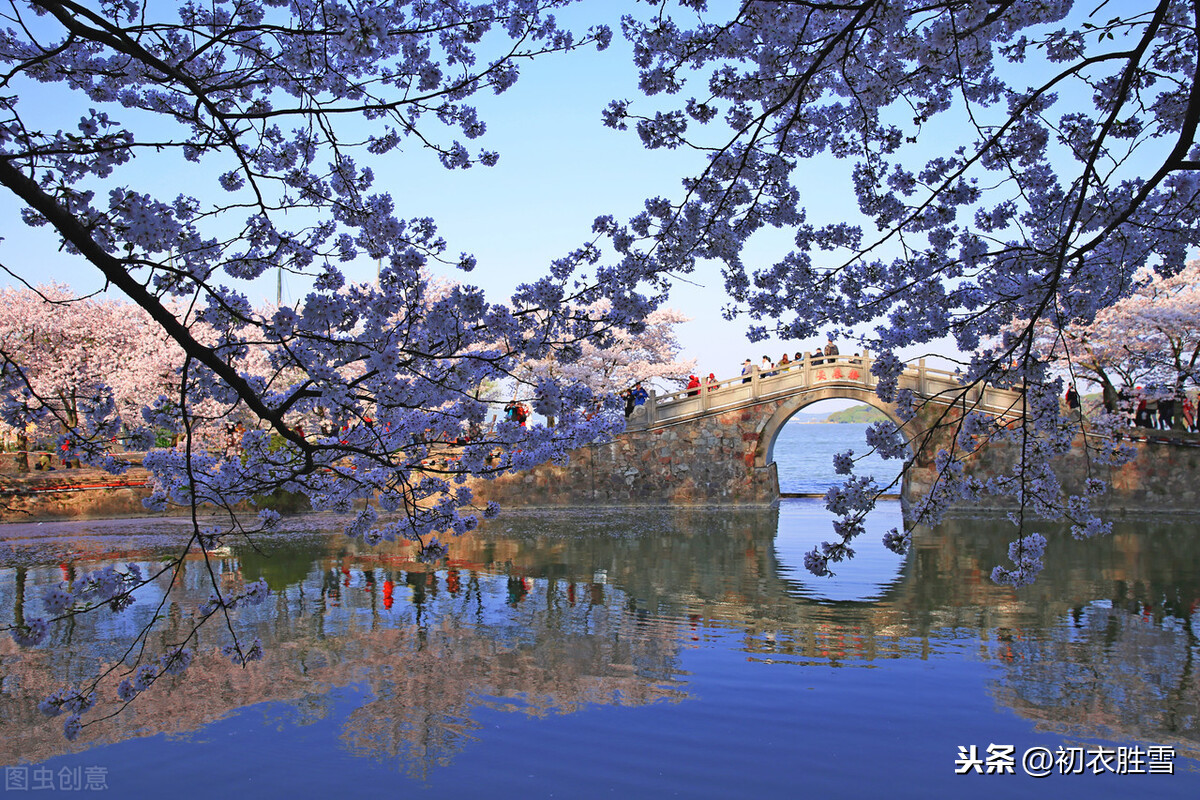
[1,508,1197,771]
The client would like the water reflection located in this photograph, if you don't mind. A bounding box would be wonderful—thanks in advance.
[772,501,908,603]
[993,600,1198,752]
[0,506,1197,784]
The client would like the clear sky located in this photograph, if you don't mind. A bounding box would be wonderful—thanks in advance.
[0,2,955,391]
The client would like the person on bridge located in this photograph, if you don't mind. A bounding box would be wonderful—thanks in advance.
[224,423,238,459]
[504,401,529,427]
[741,359,753,383]
[705,373,718,392]
[1135,388,1151,428]
[1117,385,1135,426]
[1065,384,1080,416]
[824,338,840,359]
[1158,388,1176,430]
[686,375,701,396]
[631,383,649,407]
[778,353,790,370]
[760,355,774,373]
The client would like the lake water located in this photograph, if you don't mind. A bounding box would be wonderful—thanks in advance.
[0,426,1197,798]
[773,421,902,493]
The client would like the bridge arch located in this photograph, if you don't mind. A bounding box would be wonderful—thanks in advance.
[753,385,909,470]
[469,355,1025,508]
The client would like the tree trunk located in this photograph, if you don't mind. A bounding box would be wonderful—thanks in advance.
[1100,376,1118,414]
[1174,377,1189,431]
[62,394,82,467]
[15,428,28,472]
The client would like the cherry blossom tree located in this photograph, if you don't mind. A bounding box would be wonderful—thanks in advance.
[590,0,1200,586]
[1033,313,1150,416]
[0,283,181,467]
[1033,260,1200,412]
[0,0,641,739]
[1117,263,1200,395]
[516,301,697,421]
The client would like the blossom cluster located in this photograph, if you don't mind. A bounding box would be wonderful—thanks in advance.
[10,563,146,651]
[595,1,1200,581]
[3,0,1195,739]
[0,0,644,740]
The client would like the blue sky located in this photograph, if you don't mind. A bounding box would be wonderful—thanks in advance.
[0,3,951,390]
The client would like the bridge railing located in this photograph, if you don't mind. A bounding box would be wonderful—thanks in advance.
[626,352,1023,430]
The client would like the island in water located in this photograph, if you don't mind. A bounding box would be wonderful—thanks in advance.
[789,404,890,424]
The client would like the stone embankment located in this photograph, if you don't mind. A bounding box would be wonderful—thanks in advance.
[469,428,1200,514]
[0,455,306,522]
[3,427,1199,523]
[1104,432,1200,509]
[920,430,1200,513]
[0,455,154,521]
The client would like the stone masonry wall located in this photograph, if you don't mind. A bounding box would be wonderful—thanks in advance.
[7,419,1200,521]
[474,409,1200,512]
[906,432,1200,512]
[467,402,783,508]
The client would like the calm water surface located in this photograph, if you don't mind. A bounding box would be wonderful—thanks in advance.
[774,421,902,493]
[0,428,1197,798]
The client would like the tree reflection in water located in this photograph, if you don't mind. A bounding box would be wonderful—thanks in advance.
[981,523,1200,758]
[0,506,1197,779]
[992,602,1198,754]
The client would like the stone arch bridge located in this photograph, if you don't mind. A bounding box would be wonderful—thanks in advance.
[474,352,1026,507]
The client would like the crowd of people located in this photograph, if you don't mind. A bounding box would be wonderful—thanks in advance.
[649,339,860,410]
[1114,385,1199,431]
[736,339,856,383]
[503,400,530,427]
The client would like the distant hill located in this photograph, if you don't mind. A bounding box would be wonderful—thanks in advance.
[786,410,832,424]
[825,405,890,424]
